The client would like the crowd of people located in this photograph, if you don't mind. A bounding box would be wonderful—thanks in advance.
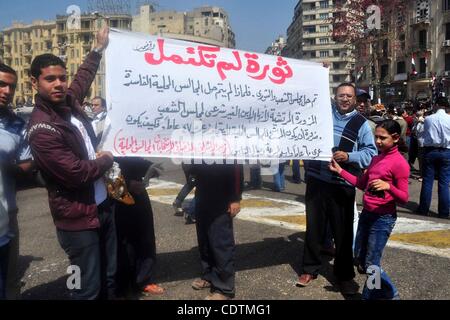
[0,26,449,301]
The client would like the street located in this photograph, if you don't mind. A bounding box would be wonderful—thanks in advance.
[15,160,450,300]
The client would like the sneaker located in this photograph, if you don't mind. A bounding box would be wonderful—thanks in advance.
[172,202,184,216]
[296,274,317,287]
[142,283,164,296]
[204,292,231,300]
[185,213,196,224]
[191,278,211,290]
[339,280,359,296]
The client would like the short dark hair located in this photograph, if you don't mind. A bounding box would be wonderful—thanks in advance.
[30,54,66,78]
[92,96,106,108]
[0,63,17,78]
[435,96,449,109]
[335,82,356,96]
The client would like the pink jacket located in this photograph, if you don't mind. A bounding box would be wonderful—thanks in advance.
[339,146,409,214]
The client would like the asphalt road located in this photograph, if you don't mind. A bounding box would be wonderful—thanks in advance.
[15,160,450,300]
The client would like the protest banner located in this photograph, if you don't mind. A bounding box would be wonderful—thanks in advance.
[101,29,333,161]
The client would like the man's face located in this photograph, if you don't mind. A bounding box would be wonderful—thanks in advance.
[91,98,104,115]
[31,65,67,104]
[335,86,356,115]
[0,71,17,108]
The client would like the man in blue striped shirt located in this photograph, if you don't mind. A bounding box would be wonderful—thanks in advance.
[297,83,377,295]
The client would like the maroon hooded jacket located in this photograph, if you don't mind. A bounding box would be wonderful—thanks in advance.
[27,51,113,231]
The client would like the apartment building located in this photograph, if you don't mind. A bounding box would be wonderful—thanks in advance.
[55,13,132,99]
[0,14,131,104]
[355,0,450,103]
[285,0,354,95]
[132,4,236,48]
[1,21,58,104]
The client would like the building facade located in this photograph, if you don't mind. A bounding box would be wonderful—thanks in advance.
[132,5,236,48]
[0,14,131,105]
[1,21,58,104]
[285,0,355,95]
[55,14,132,99]
[355,0,450,104]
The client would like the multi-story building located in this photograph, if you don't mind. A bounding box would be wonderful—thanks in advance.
[55,13,132,99]
[265,36,287,56]
[283,1,303,59]
[356,0,450,103]
[285,0,355,95]
[1,20,58,104]
[132,4,236,48]
[0,14,132,104]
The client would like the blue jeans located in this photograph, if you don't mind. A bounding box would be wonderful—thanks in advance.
[418,148,450,217]
[273,162,286,191]
[354,211,399,300]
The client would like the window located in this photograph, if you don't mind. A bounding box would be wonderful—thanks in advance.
[333,50,340,57]
[380,64,389,79]
[319,38,329,44]
[397,61,405,74]
[320,1,329,9]
[304,26,315,33]
[419,29,427,47]
[304,14,315,20]
[319,13,328,20]
[444,0,450,11]
[419,57,426,74]
[320,50,329,57]
[169,16,173,20]
[333,62,340,69]
[445,53,450,70]
[333,75,340,82]
[446,23,450,40]
[320,25,329,33]
[110,20,118,28]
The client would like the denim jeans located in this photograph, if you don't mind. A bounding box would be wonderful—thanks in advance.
[57,201,117,300]
[418,148,450,217]
[273,162,286,192]
[354,210,399,300]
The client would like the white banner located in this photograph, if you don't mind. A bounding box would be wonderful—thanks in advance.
[102,29,333,161]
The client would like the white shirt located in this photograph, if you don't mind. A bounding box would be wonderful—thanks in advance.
[423,109,450,149]
[70,116,107,205]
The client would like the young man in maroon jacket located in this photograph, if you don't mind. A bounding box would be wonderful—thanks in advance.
[27,27,116,300]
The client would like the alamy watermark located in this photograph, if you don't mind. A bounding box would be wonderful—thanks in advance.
[366,5,381,31]
[66,5,81,31]
[66,265,81,290]
[366,265,381,290]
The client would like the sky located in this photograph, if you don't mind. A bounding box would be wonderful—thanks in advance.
[0,0,298,53]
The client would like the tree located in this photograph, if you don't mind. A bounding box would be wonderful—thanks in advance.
[330,0,410,101]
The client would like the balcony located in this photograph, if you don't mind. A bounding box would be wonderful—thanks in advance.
[410,16,431,26]
[23,49,33,57]
[410,72,431,80]
[410,41,432,53]
[303,32,330,39]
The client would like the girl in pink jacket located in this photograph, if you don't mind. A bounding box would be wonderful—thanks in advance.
[329,119,409,300]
